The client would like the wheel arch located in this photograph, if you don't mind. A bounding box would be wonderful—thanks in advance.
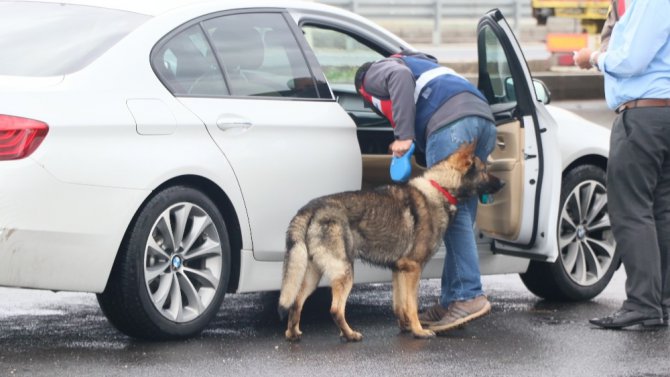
[520,154,615,301]
[563,154,608,177]
[106,174,243,294]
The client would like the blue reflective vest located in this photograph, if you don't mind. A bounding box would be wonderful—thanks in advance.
[401,55,486,149]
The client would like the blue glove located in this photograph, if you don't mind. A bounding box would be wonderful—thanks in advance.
[390,142,415,183]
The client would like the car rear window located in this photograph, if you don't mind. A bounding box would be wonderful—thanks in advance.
[0,2,149,76]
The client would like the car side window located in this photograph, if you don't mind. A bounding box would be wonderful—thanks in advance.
[478,25,516,106]
[301,25,383,86]
[203,13,319,98]
[153,25,227,97]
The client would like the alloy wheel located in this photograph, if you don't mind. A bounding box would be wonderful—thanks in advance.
[558,179,615,286]
[144,202,223,322]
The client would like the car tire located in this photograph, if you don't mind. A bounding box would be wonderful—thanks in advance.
[520,165,618,301]
[97,186,231,339]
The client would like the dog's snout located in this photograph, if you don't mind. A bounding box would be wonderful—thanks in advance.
[485,173,504,194]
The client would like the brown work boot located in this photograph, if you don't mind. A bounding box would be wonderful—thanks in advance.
[419,303,449,326]
[427,295,491,333]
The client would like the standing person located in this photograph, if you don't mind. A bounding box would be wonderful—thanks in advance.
[354,52,497,333]
[588,0,670,329]
[574,0,628,69]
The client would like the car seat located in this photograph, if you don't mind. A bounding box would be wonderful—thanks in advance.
[164,32,226,96]
[210,23,279,97]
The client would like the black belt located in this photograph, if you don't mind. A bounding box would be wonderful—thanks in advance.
[616,98,670,113]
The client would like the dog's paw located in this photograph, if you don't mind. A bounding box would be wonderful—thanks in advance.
[285,329,302,342]
[412,329,436,339]
[341,330,363,342]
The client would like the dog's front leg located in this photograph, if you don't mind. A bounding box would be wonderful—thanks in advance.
[397,259,435,339]
[392,270,411,332]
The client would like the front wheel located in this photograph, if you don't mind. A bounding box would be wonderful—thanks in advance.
[97,186,231,339]
[520,165,618,301]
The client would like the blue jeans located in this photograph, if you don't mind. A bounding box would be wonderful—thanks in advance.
[425,116,497,307]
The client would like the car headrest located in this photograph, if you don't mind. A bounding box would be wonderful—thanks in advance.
[169,34,213,78]
[211,25,264,72]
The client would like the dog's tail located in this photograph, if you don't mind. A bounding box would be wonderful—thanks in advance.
[277,212,311,321]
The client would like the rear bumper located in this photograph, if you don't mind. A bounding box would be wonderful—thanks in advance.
[0,159,148,292]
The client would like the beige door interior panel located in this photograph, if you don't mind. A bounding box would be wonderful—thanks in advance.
[361,155,425,190]
[476,119,524,240]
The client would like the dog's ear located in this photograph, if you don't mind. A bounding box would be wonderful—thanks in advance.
[449,142,475,173]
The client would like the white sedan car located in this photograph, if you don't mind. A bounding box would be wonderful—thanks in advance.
[0,0,614,339]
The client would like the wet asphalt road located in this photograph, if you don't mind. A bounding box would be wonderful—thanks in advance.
[2,271,670,377]
[3,101,664,377]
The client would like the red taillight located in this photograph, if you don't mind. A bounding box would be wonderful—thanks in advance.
[0,114,49,161]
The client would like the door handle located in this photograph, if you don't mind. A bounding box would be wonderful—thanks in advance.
[216,116,252,131]
[496,137,506,150]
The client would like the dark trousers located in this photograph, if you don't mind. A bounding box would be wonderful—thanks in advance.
[608,107,670,317]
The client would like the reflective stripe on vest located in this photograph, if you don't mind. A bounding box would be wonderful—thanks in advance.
[401,55,486,150]
[414,66,465,103]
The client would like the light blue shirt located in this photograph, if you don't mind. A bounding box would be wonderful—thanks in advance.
[597,0,670,110]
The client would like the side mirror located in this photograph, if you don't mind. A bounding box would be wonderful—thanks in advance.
[533,79,551,105]
[504,77,516,102]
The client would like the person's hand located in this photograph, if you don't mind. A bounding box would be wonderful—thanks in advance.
[389,139,414,157]
[574,48,594,69]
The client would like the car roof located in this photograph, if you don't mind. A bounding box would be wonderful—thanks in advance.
[17,0,337,17]
[19,0,409,49]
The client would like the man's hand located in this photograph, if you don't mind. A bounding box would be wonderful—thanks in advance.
[574,48,594,69]
[389,139,414,157]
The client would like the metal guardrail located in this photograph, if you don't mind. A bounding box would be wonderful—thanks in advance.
[316,0,531,44]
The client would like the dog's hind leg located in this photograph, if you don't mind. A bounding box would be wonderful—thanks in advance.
[397,259,435,339]
[286,262,322,341]
[309,219,361,341]
[329,267,362,341]
[392,271,411,332]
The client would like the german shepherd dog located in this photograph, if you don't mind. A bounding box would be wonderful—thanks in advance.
[277,143,503,341]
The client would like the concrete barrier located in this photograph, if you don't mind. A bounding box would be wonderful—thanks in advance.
[532,71,604,101]
[460,69,604,101]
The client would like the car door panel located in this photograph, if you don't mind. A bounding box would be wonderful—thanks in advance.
[181,98,361,261]
[476,119,524,240]
[476,10,560,261]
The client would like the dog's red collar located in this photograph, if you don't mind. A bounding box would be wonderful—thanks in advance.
[429,180,458,206]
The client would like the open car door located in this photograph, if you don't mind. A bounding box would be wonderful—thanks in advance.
[475,9,561,261]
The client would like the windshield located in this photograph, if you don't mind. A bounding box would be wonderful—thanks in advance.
[0,2,149,76]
